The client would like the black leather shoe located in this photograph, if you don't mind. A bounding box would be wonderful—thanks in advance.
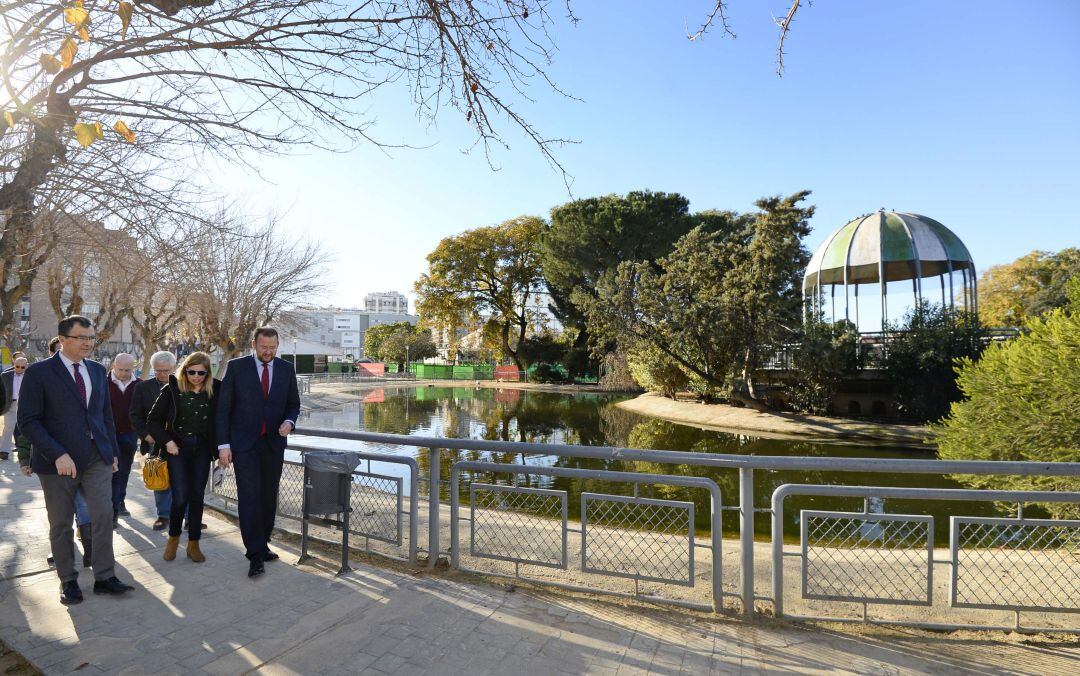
[93,577,134,595]
[248,560,265,578]
[0,451,9,460]
[263,551,279,562]
[152,517,168,531]
[60,581,83,605]
[118,501,130,516]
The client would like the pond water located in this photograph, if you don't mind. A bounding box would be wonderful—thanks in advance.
[293,385,1002,539]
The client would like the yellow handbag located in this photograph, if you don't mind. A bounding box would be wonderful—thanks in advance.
[142,452,170,491]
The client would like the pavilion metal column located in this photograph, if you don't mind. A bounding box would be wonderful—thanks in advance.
[946,259,955,311]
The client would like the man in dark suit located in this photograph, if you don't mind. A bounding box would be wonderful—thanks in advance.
[18,315,134,604]
[216,326,301,578]
[129,351,176,530]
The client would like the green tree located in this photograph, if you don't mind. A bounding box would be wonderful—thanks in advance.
[883,302,987,422]
[585,192,812,407]
[627,343,689,399]
[936,281,1080,518]
[542,190,694,329]
[415,216,544,372]
[364,322,435,367]
[978,248,1080,327]
[786,317,861,415]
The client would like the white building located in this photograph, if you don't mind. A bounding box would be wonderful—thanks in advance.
[287,306,418,359]
[364,291,410,315]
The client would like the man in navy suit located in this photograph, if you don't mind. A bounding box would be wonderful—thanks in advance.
[216,326,301,578]
[18,315,134,604]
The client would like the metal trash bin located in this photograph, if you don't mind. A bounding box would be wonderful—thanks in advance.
[298,450,361,574]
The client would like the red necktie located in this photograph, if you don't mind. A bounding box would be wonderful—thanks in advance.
[72,362,87,407]
[260,361,270,435]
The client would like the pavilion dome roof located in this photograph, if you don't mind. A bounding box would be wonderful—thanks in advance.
[803,210,974,290]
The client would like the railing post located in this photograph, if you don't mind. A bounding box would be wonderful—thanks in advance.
[771,488,785,618]
[428,447,441,568]
[450,467,460,569]
[739,467,755,615]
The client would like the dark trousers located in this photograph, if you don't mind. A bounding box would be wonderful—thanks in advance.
[38,454,116,582]
[233,436,284,561]
[112,431,138,511]
[166,435,212,540]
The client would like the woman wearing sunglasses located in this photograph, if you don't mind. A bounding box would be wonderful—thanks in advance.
[147,352,221,563]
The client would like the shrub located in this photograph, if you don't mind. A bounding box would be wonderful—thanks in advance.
[883,302,987,422]
[936,280,1080,518]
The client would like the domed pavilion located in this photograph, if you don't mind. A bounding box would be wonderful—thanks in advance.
[802,210,977,330]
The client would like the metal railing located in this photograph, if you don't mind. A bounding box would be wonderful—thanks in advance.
[212,442,419,564]
[222,427,1079,633]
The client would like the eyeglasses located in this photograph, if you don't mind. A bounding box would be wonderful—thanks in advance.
[62,334,96,343]
[186,369,208,376]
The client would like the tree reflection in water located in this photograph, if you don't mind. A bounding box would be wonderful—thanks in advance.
[301,386,1002,539]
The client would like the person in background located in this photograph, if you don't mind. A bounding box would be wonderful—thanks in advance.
[147,352,220,563]
[108,354,139,527]
[18,316,132,605]
[130,351,175,530]
[0,356,27,460]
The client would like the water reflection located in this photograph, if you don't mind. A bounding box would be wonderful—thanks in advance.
[298,386,1004,538]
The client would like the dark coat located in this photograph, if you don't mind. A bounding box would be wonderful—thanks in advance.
[18,353,120,474]
[215,355,301,455]
[147,375,222,455]
[129,377,167,454]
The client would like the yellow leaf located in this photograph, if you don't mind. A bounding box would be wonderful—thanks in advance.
[60,38,78,68]
[64,7,90,30]
[78,27,90,42]
[39,53,62,73]
[3,111,14,129]
[73,122,98,148]
[118,3,133,40]
[113,120,135,143]
[93,121,104,140]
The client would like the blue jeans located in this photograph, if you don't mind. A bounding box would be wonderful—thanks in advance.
[166,434,212,539]
[112,432,138,512]
[154,488,172,518]
[74,488,90,526]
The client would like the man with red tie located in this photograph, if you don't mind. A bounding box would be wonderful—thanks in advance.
[216,327,301,578]
[18,316,134,604]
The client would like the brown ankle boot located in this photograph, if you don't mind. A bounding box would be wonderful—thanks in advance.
[163,536,180,561]
[186,540,205,563]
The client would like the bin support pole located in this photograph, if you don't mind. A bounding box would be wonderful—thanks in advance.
[428,447,441,567]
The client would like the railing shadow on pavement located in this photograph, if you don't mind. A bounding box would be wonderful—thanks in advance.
[206,427,1080,634]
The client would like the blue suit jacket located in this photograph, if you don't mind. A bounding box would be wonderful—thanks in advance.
[215,355,301,455]
[18,354,120,474]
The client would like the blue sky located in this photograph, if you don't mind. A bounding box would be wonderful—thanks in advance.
[220,1,1079,312]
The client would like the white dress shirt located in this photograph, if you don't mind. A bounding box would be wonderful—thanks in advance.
[11,372,23,400]
[254,354,274,390]
[111,374,135,393]
[57,351,92,406]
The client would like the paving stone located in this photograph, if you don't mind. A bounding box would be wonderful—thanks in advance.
[2,463,1078,675]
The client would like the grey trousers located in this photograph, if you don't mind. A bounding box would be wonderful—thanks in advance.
[0,403,17,453]
[38,455,116,583]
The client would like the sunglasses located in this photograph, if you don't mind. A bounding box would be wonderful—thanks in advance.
[185,369,208,376]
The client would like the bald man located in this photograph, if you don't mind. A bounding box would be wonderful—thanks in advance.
[108,353,139,527]
[1,356,29,460]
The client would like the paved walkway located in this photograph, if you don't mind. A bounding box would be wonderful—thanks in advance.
[1,461,1077,675]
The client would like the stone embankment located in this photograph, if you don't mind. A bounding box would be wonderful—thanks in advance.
[617,392,932,446]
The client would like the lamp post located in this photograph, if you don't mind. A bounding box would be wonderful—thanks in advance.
[405,344,410,375]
